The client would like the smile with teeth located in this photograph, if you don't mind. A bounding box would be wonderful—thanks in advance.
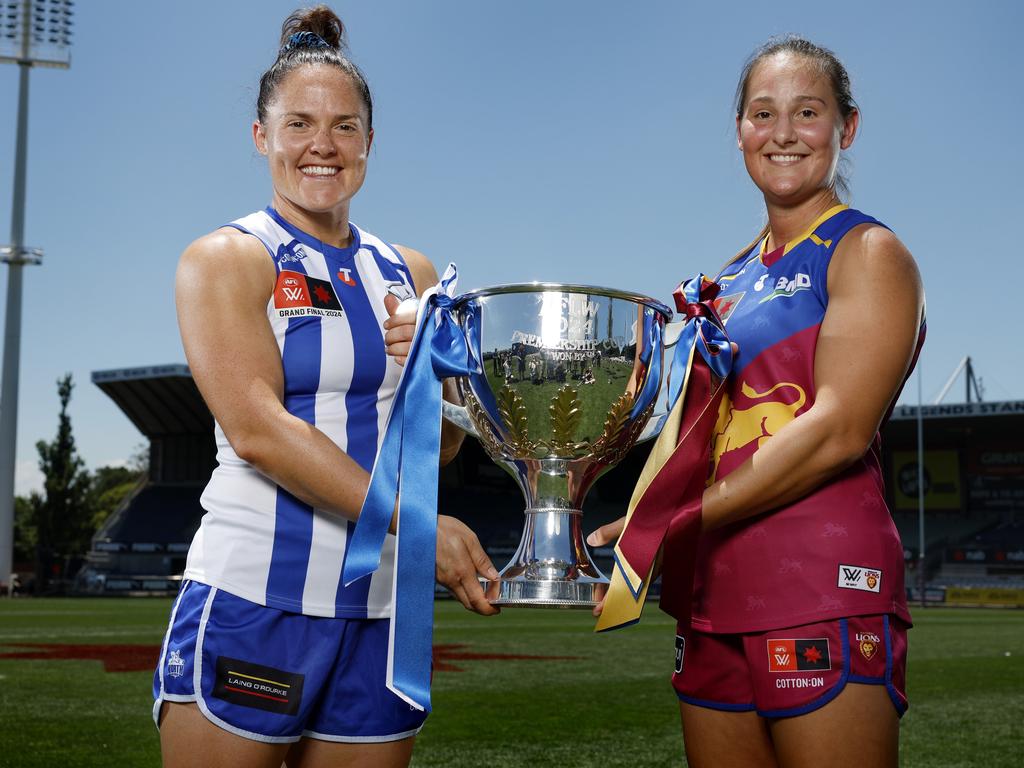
[300,165,339,177]
[768,154,805,164]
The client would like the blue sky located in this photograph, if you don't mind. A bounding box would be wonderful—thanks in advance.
[1,0,1021,493]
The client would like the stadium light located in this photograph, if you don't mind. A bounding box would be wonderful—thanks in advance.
[0,0,73,591]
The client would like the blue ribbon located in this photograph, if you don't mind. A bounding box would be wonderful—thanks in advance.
[342,263,479,712]
[630,312,663,419]
[666,274,733,410]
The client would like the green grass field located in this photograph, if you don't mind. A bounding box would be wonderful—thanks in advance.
[0,600,1021,767]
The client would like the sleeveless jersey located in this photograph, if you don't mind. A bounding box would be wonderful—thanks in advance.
[184,208,418,619]
[690,205,918,633]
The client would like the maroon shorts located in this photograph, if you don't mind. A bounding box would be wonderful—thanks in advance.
[671,614,907,718]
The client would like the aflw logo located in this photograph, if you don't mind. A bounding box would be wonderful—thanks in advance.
[837,564,882,593]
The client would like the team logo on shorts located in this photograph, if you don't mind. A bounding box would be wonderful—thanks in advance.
[166,649,185,679]
[674,635,686,674]
[837,564,882,593]
[212,656,305,716]
[767,638,831,672]
[856,631,880,660]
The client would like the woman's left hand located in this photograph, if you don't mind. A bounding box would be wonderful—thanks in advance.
[383,293,417,365]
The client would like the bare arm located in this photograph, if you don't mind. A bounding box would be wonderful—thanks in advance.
[700,224,924,530]
[176,229,373,520]
[178,229,496,614]
[588,225,923,615]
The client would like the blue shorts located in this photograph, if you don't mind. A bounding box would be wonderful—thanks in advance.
[152,580,427,743]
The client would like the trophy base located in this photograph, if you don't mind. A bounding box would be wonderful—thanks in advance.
[484,576,608,608]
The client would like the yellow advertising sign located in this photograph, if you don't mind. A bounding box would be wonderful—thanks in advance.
[892,450,961,510]
[945,587,1024,607]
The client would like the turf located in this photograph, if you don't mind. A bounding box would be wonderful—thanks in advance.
[0,600,1021,767]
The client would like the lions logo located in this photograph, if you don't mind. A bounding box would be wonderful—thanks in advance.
[856,631,880,660]
[709,380,807,481]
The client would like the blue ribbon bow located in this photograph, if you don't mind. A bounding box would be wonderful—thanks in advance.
[343,263,479,712]
[666,274,733,410]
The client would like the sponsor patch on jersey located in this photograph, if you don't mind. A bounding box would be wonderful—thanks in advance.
[856,631,880,660]
[766,638,831,673]
[337,267,357,286]
[276,240,308,264]
[757,273,812,304]
[837,564,882,593]
[212,656,304,716]
[674,635,686,675]
[274,270,344,318]
[711,292,744,323]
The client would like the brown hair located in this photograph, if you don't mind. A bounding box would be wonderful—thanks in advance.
[256,5,373,131]
[735,36,857,200]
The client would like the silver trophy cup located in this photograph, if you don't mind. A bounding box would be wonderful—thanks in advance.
[443,284,673,606]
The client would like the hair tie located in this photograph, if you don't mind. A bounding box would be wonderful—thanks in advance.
[282,31,330,53]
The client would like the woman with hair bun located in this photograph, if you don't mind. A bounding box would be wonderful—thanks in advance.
[591,37,924,766]
[152,6,498,766]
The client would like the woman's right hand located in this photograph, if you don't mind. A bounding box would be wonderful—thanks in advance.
[435,515,501,616]
[586,517,626,617]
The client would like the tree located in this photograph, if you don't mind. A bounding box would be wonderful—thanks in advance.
[31,374,93,593]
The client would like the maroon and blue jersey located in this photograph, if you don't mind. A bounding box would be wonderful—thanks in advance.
[691,205,917,633]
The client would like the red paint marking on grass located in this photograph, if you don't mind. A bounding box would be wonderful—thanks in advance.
[0,643,160,672]
[0,642,581,674]
[432,643,580,672]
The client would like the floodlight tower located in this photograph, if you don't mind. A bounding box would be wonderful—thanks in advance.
[0,0,73,589]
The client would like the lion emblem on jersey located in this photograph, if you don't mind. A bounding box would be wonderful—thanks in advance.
[709,380,807,482]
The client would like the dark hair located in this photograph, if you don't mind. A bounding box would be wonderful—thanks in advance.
[256,5,373,131]
[735,36,857,198]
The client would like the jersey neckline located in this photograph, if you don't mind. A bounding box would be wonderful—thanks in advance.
[264,206,362,265]
[758,204,848,261]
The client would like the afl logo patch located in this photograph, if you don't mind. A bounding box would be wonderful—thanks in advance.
[674,635,686,674]
[273,270,344,318]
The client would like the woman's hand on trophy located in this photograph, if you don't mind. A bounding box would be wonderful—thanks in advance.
[383,293,419,366]
[436,514,502,615]
[586,518,625,617]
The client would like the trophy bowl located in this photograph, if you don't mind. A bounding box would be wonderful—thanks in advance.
[443,284,672,607]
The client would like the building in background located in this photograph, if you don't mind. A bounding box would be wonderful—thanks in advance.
[81,366,1024,605]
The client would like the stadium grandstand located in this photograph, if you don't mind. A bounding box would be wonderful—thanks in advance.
[79,366,1024,606]
[75,366,215,594]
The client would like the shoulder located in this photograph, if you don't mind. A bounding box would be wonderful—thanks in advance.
[393,244,439,297]
[177,227,275,295]
[829,222,921,292]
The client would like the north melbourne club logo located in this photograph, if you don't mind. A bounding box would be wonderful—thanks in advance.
[837,564,882,593]
[166,649,185,679]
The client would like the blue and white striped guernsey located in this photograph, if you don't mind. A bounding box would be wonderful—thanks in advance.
[183,207,418,618]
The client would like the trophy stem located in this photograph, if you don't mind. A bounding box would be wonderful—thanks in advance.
[486,507,609,607]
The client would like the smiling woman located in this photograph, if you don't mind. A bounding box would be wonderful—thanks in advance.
[150,6,499,768]
[589,36,925,768]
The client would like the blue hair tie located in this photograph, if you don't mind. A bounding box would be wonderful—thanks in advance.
[283,31,330,52]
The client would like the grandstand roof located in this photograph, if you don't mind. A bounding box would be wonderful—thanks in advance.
[91,364,212,438]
